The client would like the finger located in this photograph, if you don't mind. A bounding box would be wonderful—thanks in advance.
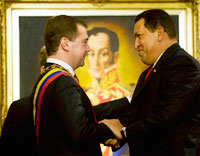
[105,139,112,145]
[104,139,118,146]
[110,139,118,146]
[98,119,110,124]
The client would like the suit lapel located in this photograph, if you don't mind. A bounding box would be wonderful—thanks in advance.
[132,43,181,101]
[132,67,154,100]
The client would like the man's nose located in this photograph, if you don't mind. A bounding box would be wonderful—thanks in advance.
[94,54,100,67]
[86,43,90,52]
[134,38,140,49]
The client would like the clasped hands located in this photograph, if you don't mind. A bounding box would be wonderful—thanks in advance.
[99,119,124,147]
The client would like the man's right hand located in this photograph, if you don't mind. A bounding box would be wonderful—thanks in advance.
[99,119,124,140]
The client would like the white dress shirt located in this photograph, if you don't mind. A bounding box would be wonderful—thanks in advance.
[46,58,75,77]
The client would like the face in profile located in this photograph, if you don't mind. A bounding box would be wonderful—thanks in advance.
[69,24,90,70]
[134,18,158,65]
[87,32,113,79]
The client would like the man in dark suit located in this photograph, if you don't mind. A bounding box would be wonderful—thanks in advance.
[0,17,129,155]
[0,79,127,156]
[0,96,37,156]
[31,15,129,156]
[101,9,200,156]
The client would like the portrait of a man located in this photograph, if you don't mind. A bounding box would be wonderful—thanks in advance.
[86,27,135,105]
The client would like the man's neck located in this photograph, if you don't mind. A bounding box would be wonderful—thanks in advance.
[161,38,177,53]
[46,58,75,76]
[151,39,177,66]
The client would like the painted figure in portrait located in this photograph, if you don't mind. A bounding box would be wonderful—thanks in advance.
[85,27,134,106]
[85,26,134,156]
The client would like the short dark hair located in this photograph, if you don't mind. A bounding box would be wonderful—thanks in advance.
[135,9,176,39]
[88,27,119,53]
[44,15,87,56]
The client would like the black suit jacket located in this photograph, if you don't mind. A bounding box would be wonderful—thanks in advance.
[32,64,129,156]
[0,90,128,156]
[184,84,200,156]
[119,43,200,156]
[0,96,37,156]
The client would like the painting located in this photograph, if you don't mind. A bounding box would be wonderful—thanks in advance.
[5,2,193,155]
[6,4,191,103]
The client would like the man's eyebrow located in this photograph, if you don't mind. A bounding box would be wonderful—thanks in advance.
[134,33,138,36]
[134,33,141,37]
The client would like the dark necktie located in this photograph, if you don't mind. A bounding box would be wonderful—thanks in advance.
[144,66,153,81]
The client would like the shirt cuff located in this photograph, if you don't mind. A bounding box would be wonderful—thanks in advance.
[126,96,131,103]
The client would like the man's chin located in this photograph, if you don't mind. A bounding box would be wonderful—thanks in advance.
[141,59,151,66]
[141,59,148,65]
[79,61,85,67]
[91,72,102,79]
[92,74,102,79]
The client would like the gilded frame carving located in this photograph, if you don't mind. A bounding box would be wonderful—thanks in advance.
[1,0,199,131]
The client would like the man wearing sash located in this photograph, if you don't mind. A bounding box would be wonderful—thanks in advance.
[32,15,129,155]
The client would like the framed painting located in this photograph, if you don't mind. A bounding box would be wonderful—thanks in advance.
[6,3,193,107]
[2,1,195,155]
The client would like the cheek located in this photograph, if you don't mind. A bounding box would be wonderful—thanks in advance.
[143,39,152,52]
[88,56,94,65]
[101,55,110,63]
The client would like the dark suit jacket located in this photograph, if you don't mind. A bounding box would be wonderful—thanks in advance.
[119,43,200,156]
[0,89,128,156]
[184,85,200,156]
[0,96,37,156]
[32,63,129,156]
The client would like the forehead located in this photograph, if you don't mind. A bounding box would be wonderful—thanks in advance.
[88,32,110,47]
[134,18,146,34]
[76,24,88,38]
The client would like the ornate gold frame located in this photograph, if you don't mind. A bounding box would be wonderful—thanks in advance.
[0,0,199,132]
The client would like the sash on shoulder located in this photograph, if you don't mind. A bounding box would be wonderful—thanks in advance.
[33,68,70,143]
[33,65,97,144]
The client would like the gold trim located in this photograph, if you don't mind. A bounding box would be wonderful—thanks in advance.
[193,0,200,61]
[3,0,196,2]
[0,1,2,134]
[0,0,7,134]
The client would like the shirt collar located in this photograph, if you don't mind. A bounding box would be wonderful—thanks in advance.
[153,51,165,68]
[46,58,75,76]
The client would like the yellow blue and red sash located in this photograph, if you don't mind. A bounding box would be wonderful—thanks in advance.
[33,65,97,144]
[33,68,70,143]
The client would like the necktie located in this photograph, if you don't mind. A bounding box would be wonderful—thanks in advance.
[144,66,153,81]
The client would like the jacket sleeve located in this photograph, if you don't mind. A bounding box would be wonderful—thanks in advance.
[54,76,114,143]
[185,84,200,148]
[93,97,129,121]
[126,55,200,144]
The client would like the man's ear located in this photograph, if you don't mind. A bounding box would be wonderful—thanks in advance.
[60,37,70,51]
[113,51,119,64]
[40,66,44,73]
[156,26,165,42]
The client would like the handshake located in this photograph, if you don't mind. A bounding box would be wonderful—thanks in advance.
[99,119,126,147]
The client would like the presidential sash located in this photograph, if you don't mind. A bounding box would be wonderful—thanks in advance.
[33,68,70,143]
[33,64,97,144]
